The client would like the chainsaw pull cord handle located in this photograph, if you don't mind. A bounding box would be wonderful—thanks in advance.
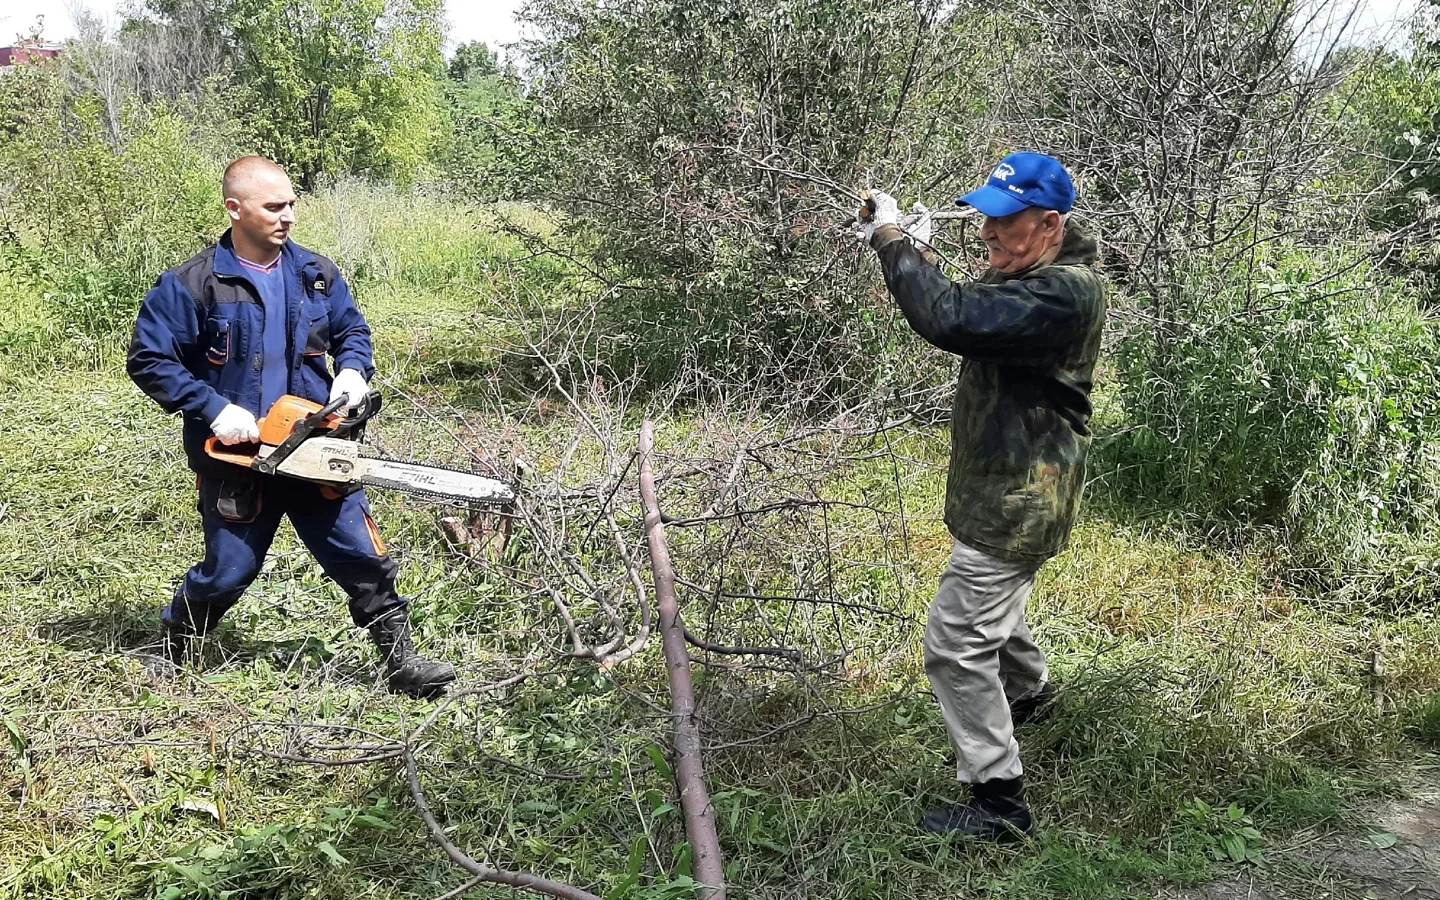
[253,396,349,476]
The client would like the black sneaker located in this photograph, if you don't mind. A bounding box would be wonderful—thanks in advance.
[921,776,1034,842]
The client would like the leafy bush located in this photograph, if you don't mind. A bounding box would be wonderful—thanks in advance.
[0,61,234,344]
[1100,245,1440,590]
[433,41,524,195]
[1405,692,1440,746]
[509,0,995,397]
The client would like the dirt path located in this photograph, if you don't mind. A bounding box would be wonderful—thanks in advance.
[1165,784,1440,900]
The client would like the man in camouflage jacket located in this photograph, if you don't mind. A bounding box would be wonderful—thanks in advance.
[863,152,1106,841]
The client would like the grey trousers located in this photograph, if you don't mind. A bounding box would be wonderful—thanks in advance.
[924,539,1049,783]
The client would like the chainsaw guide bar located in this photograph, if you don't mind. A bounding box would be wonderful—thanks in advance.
[204,393,516,506]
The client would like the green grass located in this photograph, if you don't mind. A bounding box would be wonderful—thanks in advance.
[1,185,1438,900]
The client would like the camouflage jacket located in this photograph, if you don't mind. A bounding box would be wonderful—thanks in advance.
[871,221,1106,564]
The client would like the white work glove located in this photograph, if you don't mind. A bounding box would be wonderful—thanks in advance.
[329,367,369,409]
[210,403,260,445]
[857,189,900,244]
[908,201,934,249]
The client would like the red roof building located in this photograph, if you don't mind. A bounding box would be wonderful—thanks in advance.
[0,41,63,70]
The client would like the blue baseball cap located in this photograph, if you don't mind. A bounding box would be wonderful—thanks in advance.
[957,152,1076,217]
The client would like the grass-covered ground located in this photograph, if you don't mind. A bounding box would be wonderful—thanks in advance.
[1,185,1438,899]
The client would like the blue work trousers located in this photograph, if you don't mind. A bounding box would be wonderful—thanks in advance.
[164,474,404,633]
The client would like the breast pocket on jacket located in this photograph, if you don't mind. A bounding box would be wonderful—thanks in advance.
[205,318,232,366]
[303,308,331,357]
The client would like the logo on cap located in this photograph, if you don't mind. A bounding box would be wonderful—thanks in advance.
[992,163,1016,182]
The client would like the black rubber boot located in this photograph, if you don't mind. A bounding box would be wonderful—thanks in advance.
[367,610,456,699]
[921,776,1034,842]
[1009,682,1058,727]
[146,619,200,677]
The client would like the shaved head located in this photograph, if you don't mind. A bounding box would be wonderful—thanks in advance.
[223,155,290,201]
[222,156,298,261]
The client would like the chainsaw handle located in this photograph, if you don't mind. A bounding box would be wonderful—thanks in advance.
[348,388,382,422]
[332,389,382,438]
[314,396,350,420]
[204,436,261,470]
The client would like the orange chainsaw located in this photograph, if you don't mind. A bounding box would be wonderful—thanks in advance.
[204,392,514,505]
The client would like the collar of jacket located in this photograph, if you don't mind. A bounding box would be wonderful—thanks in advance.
[212,228,316,280]
[982,220,1099,283]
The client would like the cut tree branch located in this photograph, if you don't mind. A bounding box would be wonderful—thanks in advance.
[403,746,603,900]
[638,420,727,900]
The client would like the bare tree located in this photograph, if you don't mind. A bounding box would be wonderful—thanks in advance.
[63,4,230,146]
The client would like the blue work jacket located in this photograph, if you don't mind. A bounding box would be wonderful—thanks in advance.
[126,230,375,476]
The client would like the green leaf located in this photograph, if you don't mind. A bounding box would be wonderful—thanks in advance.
[317,840,349,867]
[627,833,646,878]
[167,861,213,886]
[4,716,27,756]
[1367,831,1399,849]
[352,814,394,830]
[1223,834,1248,863]
[645,742,673,779]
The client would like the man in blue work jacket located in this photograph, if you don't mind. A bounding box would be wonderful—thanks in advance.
[127,155,455,698]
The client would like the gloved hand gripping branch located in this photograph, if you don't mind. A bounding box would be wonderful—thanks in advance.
[856,189,937,252]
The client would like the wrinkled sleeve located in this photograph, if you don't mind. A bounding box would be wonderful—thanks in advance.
[326,272,375,380]
[126,273,230,424]
[873,226,1088,366]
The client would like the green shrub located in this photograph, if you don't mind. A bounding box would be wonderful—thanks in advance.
[0,62,233,345]
[508,0,996,399]
[1405,693,1440,746]
[1099,244,1440,592]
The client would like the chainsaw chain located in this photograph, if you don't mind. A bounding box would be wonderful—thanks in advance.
[363,454,517,507]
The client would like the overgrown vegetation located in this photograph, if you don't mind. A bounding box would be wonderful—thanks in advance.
[1,0,1439,897]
